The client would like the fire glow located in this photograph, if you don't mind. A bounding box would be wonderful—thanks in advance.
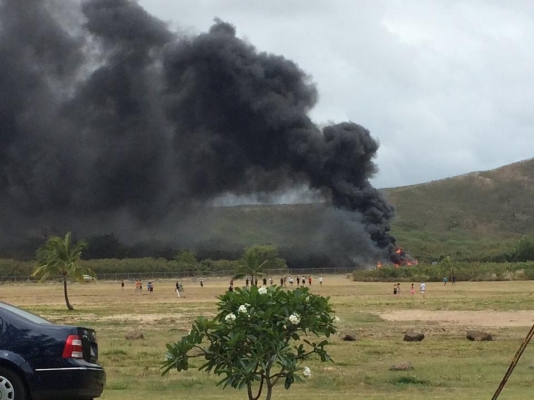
[377,248,418,269]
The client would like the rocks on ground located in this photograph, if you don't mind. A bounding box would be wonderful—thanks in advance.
[125,331,145,340]
[339,333,358,341]
[404,331,425,342]
[466,330,493,341]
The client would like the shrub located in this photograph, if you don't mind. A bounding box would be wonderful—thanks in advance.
[162,286,337,400]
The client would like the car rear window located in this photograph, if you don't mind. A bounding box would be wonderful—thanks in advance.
[0,302,52,324]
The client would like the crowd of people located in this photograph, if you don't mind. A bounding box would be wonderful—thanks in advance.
[121,274,327,297]
[227,275,324,292]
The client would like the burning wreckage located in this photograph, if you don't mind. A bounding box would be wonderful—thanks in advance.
[377,248,418,269]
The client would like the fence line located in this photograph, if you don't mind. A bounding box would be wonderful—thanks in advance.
[0,267,355,283]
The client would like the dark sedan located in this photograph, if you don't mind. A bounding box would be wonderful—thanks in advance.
[0,301,106,400]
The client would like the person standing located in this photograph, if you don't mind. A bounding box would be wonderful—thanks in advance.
[308,276,312,286]
[121,280,124,290]
[443,276,448,286]
[200,278,204,288]
[452,276,456,285]
[246,278,249,287]
[296,276,300,285]
[319,276,323,286]
[420,281,426,298]
[175,281,181,298]
[410,283,415,296]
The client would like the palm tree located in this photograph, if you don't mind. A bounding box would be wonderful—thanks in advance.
[233,247,268,285]
[32,232,94,310]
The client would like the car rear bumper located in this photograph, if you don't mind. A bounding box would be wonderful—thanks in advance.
[33,365,106,400]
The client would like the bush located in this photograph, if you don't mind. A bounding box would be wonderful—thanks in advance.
[353,261,534,282]
[162,286,337,400]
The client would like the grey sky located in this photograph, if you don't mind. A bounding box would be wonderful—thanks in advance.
[137,0,534,188]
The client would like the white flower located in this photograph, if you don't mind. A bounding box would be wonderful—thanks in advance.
[258,286,268,295]
[334,316,341,323]
[225,313,236,323]
[289,313,301,325]
[303,367,312,378]
[238,304,248,314]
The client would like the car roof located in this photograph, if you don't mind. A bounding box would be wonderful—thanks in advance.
[0,302,52,325]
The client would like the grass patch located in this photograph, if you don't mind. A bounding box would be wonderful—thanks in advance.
[102,349,128,356]
[3,278,534,400]
[106,381,129,390]
[392,376,432,386]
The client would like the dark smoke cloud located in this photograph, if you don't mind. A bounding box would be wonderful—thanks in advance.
[0,0,395,265]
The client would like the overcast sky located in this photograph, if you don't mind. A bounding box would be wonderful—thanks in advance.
[138,0,533,188]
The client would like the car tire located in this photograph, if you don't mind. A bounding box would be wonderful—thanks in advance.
[0,366,27,400]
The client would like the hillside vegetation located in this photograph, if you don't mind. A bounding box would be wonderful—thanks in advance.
[2,159,533,265]
[202,159,534,263]
[384,158,534,261]
[385,158,534,237]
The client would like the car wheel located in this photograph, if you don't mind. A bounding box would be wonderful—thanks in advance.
[0,366,27,400]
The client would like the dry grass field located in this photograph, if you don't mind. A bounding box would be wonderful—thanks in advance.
[2,277,534,399]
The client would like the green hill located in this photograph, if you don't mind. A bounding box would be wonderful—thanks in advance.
[203,159,534,263]
[384,158,534,237]
[380,158,534,262]
[6,159,533,263]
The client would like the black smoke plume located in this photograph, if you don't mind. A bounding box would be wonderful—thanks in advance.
[0,0,395,265]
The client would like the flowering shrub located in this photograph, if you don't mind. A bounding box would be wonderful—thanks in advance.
[288,313,301,325]
[162,286,337,400]
[224,312,236,324]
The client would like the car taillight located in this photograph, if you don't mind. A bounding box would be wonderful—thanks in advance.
[62,335,84,359]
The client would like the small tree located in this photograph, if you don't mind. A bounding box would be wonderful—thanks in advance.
[32,232,95,311]
[233,245,286,283]
[162,286,337,400]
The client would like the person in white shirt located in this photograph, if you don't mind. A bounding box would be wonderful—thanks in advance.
[319,276,323,286]
[420,281,426,298]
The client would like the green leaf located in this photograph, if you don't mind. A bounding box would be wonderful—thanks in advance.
[284,375,293,390]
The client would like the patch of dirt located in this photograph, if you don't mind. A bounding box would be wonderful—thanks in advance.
[100,313,183,322]
[379,310,534,328]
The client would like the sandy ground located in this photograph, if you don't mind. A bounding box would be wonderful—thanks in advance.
[379,310,534,327]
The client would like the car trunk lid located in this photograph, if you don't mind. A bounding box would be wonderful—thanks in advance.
[77,327,99,363]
